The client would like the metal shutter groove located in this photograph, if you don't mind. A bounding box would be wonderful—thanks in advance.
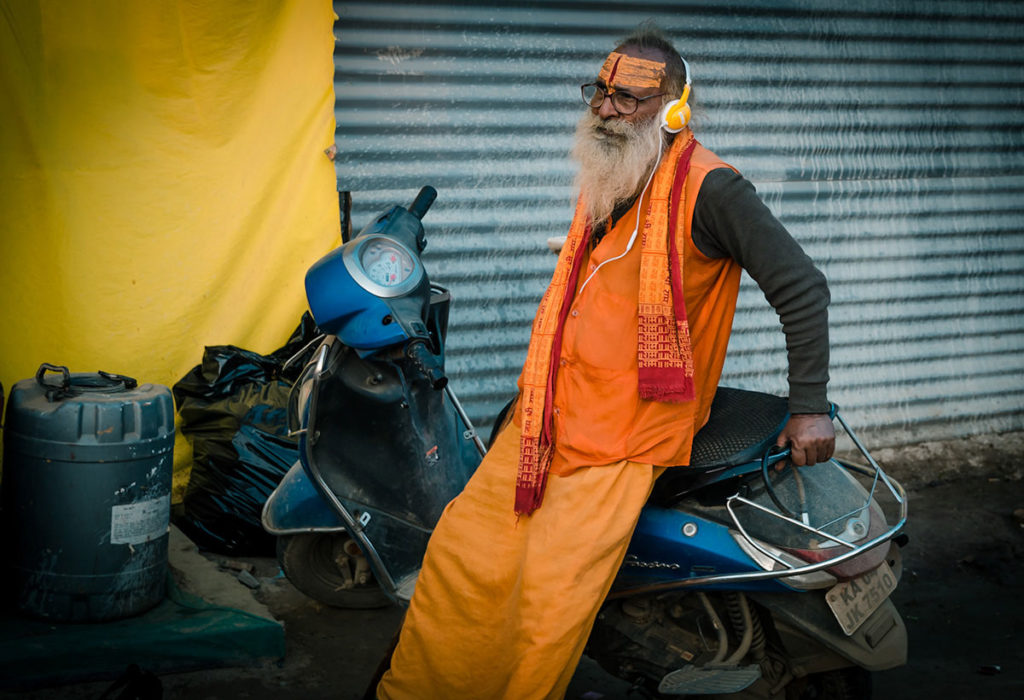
[334,2,1024,445]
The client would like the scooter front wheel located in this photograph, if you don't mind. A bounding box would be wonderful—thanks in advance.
[277,533,391,609]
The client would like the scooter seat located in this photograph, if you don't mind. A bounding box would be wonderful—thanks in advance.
[649,387,789,506]
[488,387,788,472]
[687,387,789,469]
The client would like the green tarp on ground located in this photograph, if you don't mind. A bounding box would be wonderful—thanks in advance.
[0,573,285,691]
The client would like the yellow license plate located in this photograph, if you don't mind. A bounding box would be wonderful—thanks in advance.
[825,560,898,635]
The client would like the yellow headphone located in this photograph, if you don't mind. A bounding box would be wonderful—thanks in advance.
[660,57,692,133]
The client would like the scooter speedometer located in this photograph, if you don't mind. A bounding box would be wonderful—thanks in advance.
[342,234,424,298]
[362,239,416,289]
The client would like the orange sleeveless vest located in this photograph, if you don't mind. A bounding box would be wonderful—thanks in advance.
[517,141,742,473]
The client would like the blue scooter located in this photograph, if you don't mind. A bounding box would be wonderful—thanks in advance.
[262,187,908,697]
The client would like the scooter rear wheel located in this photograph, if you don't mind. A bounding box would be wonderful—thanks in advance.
[277,533,391,609]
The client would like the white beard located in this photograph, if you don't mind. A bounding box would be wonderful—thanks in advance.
[571,109,667,226]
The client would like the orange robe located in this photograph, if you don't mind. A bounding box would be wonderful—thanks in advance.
[377,423,661,700]
[378,140,741,699]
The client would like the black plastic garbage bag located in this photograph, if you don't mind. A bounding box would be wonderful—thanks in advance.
[172,313,320,555]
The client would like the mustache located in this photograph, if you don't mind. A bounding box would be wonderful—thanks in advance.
[583,111,646,139]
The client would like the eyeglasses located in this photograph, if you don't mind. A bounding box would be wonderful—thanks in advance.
[580,83,665,115]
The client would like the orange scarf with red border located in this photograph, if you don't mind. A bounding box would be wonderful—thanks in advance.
[516,133,698,515]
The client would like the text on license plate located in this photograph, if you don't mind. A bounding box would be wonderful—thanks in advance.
[825,560,897,636]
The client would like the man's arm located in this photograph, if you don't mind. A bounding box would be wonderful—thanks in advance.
[692,168,834,465]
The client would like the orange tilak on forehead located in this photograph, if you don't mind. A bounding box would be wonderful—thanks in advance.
[598,51,665,89]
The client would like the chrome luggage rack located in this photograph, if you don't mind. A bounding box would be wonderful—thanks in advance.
[616,410,908,596]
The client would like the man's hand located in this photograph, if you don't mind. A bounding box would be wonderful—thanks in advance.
[776,413,835,466]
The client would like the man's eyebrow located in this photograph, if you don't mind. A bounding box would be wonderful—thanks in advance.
[605,83,637,95]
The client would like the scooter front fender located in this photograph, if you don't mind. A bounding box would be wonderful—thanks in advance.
[261,460,348,535]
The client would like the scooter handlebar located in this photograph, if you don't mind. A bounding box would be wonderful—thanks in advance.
[407,186,437,220]
[406,340,447,390]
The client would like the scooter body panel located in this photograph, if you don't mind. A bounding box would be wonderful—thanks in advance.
[305,204,432,348]
[618,504,796,593]
[300,340,481,599]
[750,590,908,671]
[307,344,479,529]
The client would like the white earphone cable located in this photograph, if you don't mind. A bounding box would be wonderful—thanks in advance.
[578,145,664,295]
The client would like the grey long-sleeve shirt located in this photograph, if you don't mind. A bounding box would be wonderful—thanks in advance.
[693,168,830,413]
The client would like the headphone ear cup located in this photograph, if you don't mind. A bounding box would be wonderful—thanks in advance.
[660,98,690,133]
[661,83,692,132]
[678,101,691,127]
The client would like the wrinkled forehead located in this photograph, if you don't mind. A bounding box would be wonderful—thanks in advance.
[597,51,665,89]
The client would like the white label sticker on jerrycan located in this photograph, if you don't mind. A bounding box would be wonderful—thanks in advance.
[110,496,171,545]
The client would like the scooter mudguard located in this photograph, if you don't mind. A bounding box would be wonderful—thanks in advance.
[261,460,347,534]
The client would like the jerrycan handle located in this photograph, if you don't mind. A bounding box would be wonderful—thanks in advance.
[35,363,138,402]
[35,363,71,401]
[97,370,139,390]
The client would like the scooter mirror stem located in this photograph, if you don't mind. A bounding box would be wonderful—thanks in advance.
[406,186,436,252]
[407,186,437,221]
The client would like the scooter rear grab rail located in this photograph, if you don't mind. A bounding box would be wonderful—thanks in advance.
[610,410,907,598]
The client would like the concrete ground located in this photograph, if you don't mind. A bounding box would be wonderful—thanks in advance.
[3,431,1023,700]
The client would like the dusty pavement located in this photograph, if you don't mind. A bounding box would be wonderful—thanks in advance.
[3,432,1023,700]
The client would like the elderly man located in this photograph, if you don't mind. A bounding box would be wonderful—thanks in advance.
[377,26,833,700]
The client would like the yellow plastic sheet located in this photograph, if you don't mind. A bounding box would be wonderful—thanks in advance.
[0,0,339,498]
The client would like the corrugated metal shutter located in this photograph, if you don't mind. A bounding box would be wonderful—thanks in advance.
[333,0,1024,446]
